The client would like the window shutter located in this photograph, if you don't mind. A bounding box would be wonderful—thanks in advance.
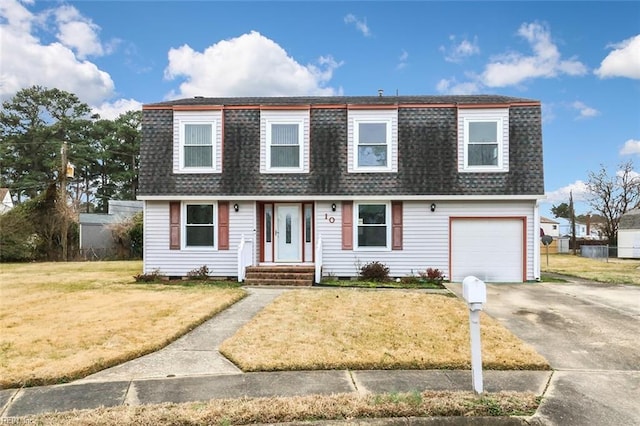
[218,201,229,250]
[392,201,403,250]
[342,201,353,250]
[169,202,180,250]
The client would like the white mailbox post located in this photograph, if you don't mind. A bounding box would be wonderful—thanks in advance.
[462,276,487,394]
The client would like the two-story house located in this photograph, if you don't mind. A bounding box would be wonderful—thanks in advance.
[138,95,544,283]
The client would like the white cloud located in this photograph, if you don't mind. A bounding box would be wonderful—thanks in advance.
[440,35,480,63]
[344,13,371,37]
[0,0,122,110]
[396,49,408,70]
[436,77,481,95]
[571,101,599,119]
[545,180,590,204]
[436,22,587,94]
[595,34,640,79]
[620,139,640,155]
[163,31,342,98]
[93,98,143,120]
[481,22,588,87]
[52,4,105,59]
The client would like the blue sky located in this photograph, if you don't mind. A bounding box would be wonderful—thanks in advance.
[1,0,639,217]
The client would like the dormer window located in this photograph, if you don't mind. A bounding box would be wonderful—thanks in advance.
[174,110,222,173]
[260,109,310,173]
[458,108,509,172]
[348,109,398,173]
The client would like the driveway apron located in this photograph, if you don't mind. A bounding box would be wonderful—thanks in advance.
[448,280,640,426]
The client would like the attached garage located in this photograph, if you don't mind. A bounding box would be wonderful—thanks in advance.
[450,217,526,282]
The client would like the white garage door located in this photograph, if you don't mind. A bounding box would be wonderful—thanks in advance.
[451,218,524,282]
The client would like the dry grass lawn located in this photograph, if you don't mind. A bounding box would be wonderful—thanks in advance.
[221,290,549,371]
[0,261,246,388]
[26,391,540,425]
[541,253,640,285]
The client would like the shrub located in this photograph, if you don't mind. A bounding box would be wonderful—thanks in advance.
[360,261,390,282]
[186,265,211,280]
[134,269,164,282]
[419,268,446,283]
[0,203,37,262]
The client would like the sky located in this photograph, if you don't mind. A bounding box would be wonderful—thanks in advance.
[1,0,639,218]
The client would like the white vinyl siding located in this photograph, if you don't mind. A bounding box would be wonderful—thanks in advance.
[458,108,509,172]
[143,200,256,277]
[348,110,398,173]
[260,110,310,173]
[173,110,223,173]
[316,200,537,282]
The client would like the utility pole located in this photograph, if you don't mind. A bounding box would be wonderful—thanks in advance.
[60,141,68,261]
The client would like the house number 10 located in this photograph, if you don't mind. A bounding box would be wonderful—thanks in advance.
[324,213,335,223]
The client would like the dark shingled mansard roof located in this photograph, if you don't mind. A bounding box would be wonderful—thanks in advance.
[144,94,539,108]
[139,95,544,198]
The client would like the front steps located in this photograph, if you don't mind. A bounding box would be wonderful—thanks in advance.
[243,265,315,286]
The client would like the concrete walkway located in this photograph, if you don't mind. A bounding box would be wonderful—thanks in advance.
[77,287,286,382]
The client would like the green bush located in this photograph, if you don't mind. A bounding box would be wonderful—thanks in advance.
[360,261,390,282]
[128,211,143,258]
[0,203,37,262]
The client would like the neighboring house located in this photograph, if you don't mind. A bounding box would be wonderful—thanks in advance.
[540,216,559,237]
[618,209,640,259]
[138,95,545,283]
[0,188,14,214]
[557,218,588,238]
[557,217,604,239]
[79,200,143,258]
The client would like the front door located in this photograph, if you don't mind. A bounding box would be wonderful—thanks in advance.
[275,204,302,262]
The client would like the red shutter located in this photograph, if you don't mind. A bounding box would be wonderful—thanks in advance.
[342,201,353,250]
[392,201,403,250]
[218,201,229,250]
[169,202,180,250]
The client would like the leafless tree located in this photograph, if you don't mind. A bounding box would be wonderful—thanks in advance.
[586,160,640,245]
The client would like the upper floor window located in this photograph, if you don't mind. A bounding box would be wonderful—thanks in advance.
[174,110,222,174]
[348,109,397,173]
[261,109,309,173]
[184,123,214,168]
[458,108,509,172]
[269,123,302,169]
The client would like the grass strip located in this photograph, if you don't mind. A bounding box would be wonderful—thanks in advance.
[24,391,541,425]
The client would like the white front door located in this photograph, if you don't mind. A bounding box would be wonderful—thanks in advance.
[275,204,302,262]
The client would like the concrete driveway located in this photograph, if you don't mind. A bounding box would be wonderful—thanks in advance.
[449,279,640,426]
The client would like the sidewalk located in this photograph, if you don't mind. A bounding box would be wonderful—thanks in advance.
[0,286,551,422]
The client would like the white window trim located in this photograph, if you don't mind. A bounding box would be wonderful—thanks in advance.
[353,201,391,251]
[266,118,305,172]
[182,201,217,250]
[463,117,503,171]
[458,108,509,173]
[173,110,222,174]
[348,110,398,173]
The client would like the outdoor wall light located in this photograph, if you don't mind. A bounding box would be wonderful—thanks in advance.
[233,203,239,212]
[331,203,337,212]
[430,203,437,212]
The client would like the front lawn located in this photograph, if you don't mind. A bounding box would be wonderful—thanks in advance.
[220,289,549,371]
[0,261,246,388]
[541,253,640,285]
